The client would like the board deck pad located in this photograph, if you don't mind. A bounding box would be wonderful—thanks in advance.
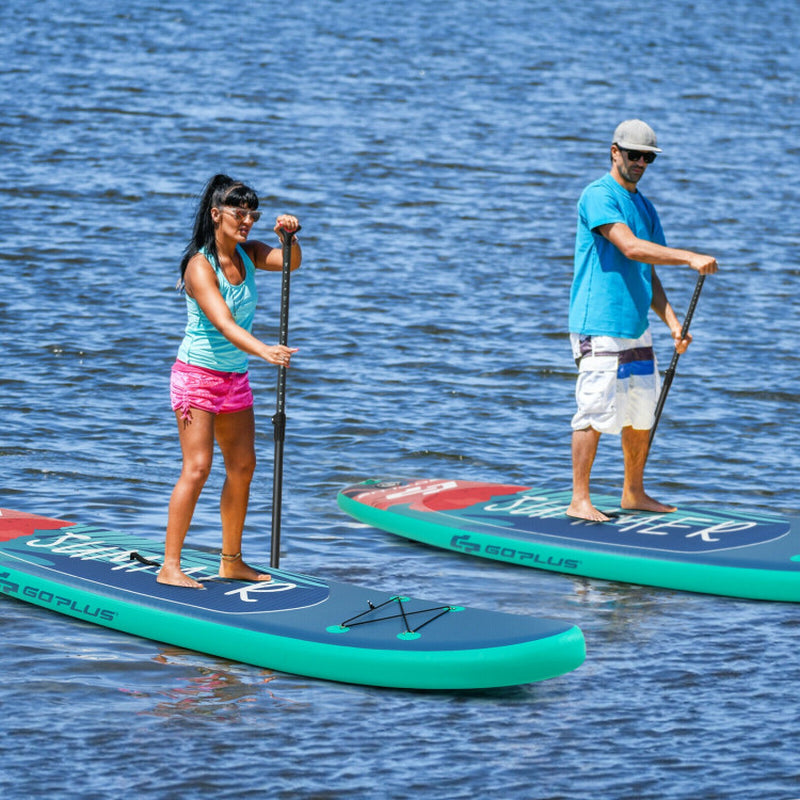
[0,508,585,689]
[338,479,800,602]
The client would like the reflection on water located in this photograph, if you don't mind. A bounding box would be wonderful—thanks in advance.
[118,648,297,719]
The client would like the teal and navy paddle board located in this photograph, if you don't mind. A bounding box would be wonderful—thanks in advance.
[0,508,585,689]
[338,479,800,602]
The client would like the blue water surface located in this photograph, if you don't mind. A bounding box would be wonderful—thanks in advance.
[1,0,799,798]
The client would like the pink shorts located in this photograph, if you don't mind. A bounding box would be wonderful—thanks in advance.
[170,360,254,420]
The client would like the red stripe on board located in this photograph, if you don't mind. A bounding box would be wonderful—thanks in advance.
[0,509,73,542]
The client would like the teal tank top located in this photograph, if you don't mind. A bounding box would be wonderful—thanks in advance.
[177,244,258,373]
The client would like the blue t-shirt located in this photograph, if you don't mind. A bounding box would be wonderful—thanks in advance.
[177,244,258,373]
[569,173,666,338]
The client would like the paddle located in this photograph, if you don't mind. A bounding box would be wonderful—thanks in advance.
[270,224,299,569]
[648,273,706,449]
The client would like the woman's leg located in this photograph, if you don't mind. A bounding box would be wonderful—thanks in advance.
[158,408,216,588]
[214,407,270,581]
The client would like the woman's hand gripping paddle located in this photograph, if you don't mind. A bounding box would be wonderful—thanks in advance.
[648,273,706,451]
[270,224,300,569]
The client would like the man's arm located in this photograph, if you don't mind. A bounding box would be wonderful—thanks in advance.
[650,268,692,354]
[598,222,718,274]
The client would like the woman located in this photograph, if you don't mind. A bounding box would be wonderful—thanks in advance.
[158,174,301,588]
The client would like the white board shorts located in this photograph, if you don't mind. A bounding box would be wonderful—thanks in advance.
[570,331,661,435]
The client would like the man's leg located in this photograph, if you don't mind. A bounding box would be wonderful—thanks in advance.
[567,427,611,522]
[620,426,676,512]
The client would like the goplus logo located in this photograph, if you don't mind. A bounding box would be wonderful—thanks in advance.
[0,570,117,621]
[450,535,580,570]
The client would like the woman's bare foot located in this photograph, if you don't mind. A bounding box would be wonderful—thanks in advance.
[157,564,205,589]
[620,492,676,513]
[566,499,612,523]
[218,553,271,582]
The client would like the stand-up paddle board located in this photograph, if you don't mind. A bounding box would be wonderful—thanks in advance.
[338,479,800,603]
[0,508,585,689]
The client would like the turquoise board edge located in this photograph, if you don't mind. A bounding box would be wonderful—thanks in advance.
[337,490,800,603]
[0,560,585,690]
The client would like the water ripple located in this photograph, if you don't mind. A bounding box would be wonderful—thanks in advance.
[2,0,800,798]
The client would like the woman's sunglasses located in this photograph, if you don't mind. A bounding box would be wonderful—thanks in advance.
[222,206,262,223]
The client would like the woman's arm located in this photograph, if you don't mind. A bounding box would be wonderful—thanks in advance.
[244,214,302,272]
[184,254,297,366]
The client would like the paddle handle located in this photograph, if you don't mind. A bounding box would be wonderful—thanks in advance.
[270,225,299,569]
[648,273,706,449]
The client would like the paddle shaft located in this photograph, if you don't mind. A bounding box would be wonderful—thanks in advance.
[648,273,706,449]
[270,227,296,568]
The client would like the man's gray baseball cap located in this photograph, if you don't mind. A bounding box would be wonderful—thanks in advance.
[612,119,662,152]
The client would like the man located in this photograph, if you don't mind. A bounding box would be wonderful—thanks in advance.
[566,119,718,522]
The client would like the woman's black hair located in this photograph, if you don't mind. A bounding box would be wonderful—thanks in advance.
[179,174,259,282]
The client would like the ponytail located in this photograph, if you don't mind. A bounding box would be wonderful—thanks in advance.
[178,174,260,286]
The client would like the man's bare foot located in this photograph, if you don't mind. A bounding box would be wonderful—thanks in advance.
[566,499,612,523]
[157,565,205,589]
[620,492,676,513]
[219,554,271,582]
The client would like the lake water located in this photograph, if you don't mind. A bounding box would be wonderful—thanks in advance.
[1,0,799,797]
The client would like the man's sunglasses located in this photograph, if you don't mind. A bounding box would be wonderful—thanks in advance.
[616,145,657,164]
